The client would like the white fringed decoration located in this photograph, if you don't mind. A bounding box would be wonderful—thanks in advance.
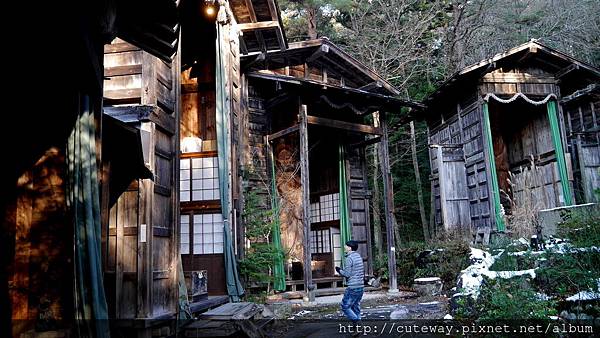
[483,92,557,106]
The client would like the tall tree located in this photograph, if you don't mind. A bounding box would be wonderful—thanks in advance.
[279,0,352,41]
[410,120,429,241]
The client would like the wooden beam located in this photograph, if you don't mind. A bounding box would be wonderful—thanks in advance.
[358,81,383,91]
[104,64,143,77]
[307,44,329,63]
[305,115,382,135]
[237,21,279,32]
[275,27,287,51]
[481,73,556,84]
[555,63,579,79]
[242,51,266,71]
[266,0,279,21]
[268,124,299,141]
[243,0,267,53]
[379,112,398,293]
[350,136,381,149]
[299,103,315,302]
[518,45,538,63]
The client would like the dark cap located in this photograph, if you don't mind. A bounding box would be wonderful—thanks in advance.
[345,240,358,251]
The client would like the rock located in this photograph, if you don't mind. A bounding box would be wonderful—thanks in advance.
[265,300,292,319]
[444,314,453,320]
[368,276,381,288]
[412,277,443,296]
[390,305,410,320]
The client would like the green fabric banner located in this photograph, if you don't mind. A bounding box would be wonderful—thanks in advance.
[338,144,352,260]
[547,100,573,206]
[482,102,507,232]
[216,21,244,302]
[269,147,286,291]
[66,95,109,338]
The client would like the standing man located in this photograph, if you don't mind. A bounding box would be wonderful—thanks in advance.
[336,240,365,324]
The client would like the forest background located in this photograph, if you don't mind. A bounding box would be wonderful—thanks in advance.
[277,0,600,253]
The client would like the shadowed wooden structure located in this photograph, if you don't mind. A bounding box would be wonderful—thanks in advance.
[420,41,600,243]
[240,38,423,299]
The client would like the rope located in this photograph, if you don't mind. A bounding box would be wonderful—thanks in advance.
[319,95,380,115]
[483,92,557,106]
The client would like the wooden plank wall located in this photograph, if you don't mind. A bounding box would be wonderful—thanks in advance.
[563,98,600,203]
[347,146,373,275]
[103,38,179,319]
[8,148,72,334]
[502,105,564,209]
[243,82,269,198]
[429,97,491,233]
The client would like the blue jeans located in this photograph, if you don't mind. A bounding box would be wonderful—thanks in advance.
[341,287,364,322]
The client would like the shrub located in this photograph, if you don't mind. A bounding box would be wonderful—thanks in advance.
[475,276,557,320]
[535,251,600,297]
[238,190,283,292]
[556,206,600,248]
[489,251,537,271]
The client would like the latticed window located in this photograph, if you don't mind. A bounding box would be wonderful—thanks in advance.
[310,229,331,253]
[193,213,224,254]
[179,213,224,255]
[310,193,340,223]
[180,157,220,202]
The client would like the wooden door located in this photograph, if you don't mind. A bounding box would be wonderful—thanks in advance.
[577,134,600,203]
[436,146,471,229]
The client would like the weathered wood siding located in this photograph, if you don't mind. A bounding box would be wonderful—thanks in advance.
[563,98,600,203]
[429,96,489,232]
[347,146,373,275]
[243,81,269,197]
[103,38,180,319]
[8,149,72,333]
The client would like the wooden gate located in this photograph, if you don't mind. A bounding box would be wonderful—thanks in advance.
[435,145,471,229]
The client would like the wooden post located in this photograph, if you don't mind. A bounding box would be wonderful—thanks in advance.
[436,146,449,230]
[372,112,383,257]
[379,112,398,294]
[299,103,314,302]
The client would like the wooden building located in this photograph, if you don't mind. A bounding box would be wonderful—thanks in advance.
[421,41,600,241]
[176,0,286,300]
[102,34,181,320]
[4,0,180,337]
[239,38,423,298]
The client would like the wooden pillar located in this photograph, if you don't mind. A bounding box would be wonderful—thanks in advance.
[299,102,314,302]
[379,112,398,293]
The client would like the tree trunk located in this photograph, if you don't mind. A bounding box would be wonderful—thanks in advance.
[372,113,383,257]
[307,6,318,39]
[411,121,429,241]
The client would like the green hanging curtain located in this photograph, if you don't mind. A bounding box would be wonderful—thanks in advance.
[338,144,352,260]
[547,100,573,206]
[269,147,286,291]
[66,95,109,338]
[216,18,244,301]
[482,102,507,232]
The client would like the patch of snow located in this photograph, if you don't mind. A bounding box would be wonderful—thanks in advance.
[414,277,442,283]
[486,269,536,280]
[444,314,453,320]
[518,238,529,246]
[418,301,440,305]
[549,315,559,320]
[565,291,600,301]
[289,309,313,319]
[456,247,539,299]
[536,293,551,301]
[540,203,595,212]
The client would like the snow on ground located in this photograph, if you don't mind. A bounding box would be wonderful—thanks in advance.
[455,247,540,298]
